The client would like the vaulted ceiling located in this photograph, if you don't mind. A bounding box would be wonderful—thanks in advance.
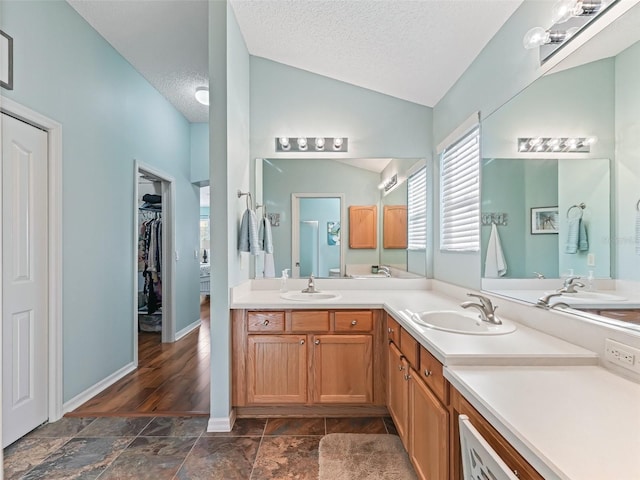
[67,0,524,123]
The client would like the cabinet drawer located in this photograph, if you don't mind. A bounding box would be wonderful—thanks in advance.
[387,314,401,345]
[335,311,373,332]
[291,310,330,331]
[247,311,284,332]
[419,346,448,404]
[400,329,419,368]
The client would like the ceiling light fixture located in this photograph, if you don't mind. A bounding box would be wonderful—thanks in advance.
[517,137,596,153]
[195,86,209,106]
[274,137,348,153]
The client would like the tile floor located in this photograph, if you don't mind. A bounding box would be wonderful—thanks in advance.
[4,416,398,480]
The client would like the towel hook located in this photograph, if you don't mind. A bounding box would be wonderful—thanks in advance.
[566,203,586,219]
[237,190,253,210]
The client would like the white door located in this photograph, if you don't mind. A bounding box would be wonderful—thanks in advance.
[2,113,49,447]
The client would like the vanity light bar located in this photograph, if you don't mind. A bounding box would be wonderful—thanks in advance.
[517,137,596,153]
[275,137,348,153]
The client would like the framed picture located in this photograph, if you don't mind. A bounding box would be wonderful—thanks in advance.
[0,30,13,90]
[327,221,340,246]
[531,206,559,234]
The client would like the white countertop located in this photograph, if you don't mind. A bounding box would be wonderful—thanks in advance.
[231,284,598,367]
[445,365,640,480]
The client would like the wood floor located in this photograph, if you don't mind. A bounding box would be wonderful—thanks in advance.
[67,299,211,417]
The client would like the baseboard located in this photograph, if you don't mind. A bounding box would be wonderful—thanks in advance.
[207,409,237,432]
[62,362,136,414]
[176,318,201,341]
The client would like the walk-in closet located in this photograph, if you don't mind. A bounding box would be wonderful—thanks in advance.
[138,173,163,334]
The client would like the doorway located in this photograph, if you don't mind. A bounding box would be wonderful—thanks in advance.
[291,193,345,278]
[1,100,64,447]
[133,162,176,355]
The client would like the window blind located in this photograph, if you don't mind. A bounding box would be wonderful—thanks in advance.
[439,126,480,252]
[407,166,427,250]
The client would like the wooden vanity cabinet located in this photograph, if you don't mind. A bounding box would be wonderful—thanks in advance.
[450,387,544,480]
[233,309,385,415]
[349,205,378,249]
[386,313,449,480]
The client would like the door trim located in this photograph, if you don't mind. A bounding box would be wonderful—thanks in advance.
[0,97,64,426]
[133,160,176,361]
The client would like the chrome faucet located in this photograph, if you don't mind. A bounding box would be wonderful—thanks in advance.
[562,276,585,293]
[536,290,572,310]
[533,272,546,279]
[460,293,501,325]
[302,274,319,293]
[377,266,391,277]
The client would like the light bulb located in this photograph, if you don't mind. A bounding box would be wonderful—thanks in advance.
[279,137,289,147]
[297,137,308,150]
[333,137,344,150]
[314,137,325,150]
[523,27,549,49]
[195,87,209,106]
[551,0,577,24]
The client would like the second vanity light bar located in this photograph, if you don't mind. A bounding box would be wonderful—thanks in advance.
[275,137,348,152]
[517,137,597,153]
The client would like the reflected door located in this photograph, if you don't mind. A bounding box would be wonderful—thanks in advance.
[299,220,319,277]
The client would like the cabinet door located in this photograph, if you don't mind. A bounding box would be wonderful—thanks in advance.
[409,369,449,480]
[349,205,377,249]
[388,342,409,446]
[313,335,373,404]
[247,335,307,404]
[383,205,407,248]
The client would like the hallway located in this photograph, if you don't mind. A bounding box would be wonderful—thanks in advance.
[68,300,211,417]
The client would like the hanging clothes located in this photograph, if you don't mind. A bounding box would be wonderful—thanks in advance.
[138,213,163,314]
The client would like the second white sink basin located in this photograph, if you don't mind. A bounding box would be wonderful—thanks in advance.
[280,291,342,302]
[409,310,517,335]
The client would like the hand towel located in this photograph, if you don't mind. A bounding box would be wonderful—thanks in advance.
[484,223,507,278]
[636,210,640,255]
[258,216,274,254]
[263,252,276,278]
[239,208,259,255]
[565,217,589,253]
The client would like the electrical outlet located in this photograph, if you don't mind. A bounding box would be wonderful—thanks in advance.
[605,339,640,372]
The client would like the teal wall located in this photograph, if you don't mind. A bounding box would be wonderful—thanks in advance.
[190,122,209,185]
[250,57,433,160]
[299,198,341,277]
[615,39,640,282]
[1,0,200,402]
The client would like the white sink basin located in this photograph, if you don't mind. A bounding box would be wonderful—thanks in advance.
[280,291,342,302]
[545,291,627,302]
[409,310,517,335]
[349,274,389,279]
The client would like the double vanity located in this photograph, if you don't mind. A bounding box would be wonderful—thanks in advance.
[230,278,640,480]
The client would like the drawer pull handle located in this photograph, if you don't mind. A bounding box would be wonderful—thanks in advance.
[424,369,432,377]
[388,327,393,333]
[315,339,320,345]
[300,339,305,345]
[263,319,270,326]
[404,373,411,381]
[513,470,520,478]
[398,365,405,371]
[351,320,358,325]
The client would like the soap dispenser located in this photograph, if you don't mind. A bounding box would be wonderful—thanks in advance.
[280,269,290,293]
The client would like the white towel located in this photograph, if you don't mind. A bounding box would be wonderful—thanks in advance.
[636,210,640,255]
[484,223,507,278]
[239,208,259,255]
[263,252,276,278]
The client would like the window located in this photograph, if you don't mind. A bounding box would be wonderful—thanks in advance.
[407,166,427,250]
[439,126,480,252]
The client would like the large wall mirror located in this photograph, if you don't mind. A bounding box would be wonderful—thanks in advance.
[255,157,426,278]
[480,3,640,331]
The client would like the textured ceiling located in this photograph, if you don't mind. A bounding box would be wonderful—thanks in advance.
[67,0,523,123]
